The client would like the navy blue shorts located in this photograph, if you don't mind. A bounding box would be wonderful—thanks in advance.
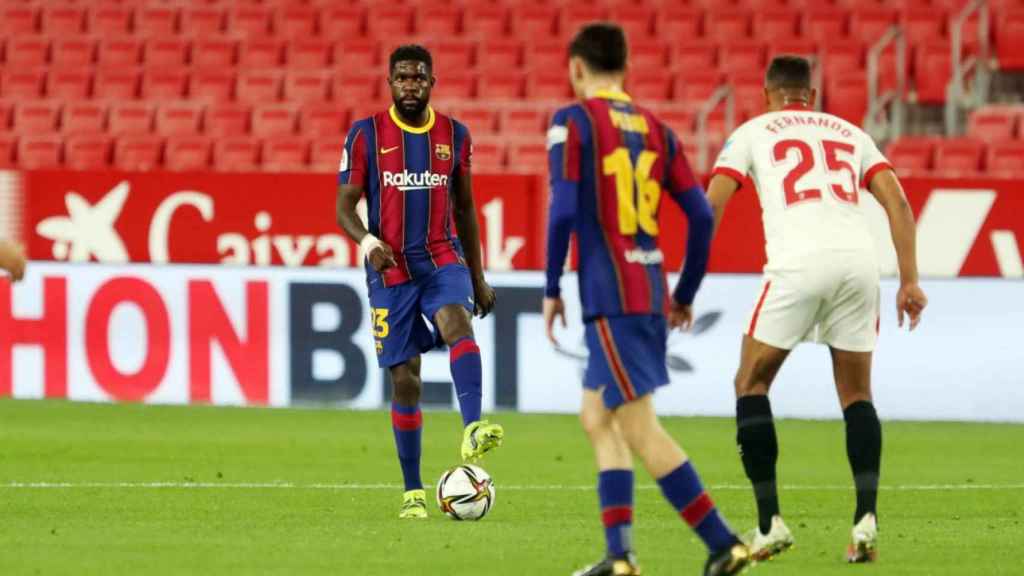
[368,264,474,368]
[584,315,670,409]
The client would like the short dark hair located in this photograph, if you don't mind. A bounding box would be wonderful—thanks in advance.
[389,44,432,74]
[568,23,628,73]
[765,56,812,90]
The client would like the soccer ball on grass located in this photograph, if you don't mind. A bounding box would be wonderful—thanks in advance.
[436,464,495,521]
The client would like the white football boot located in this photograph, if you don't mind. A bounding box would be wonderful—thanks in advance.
[743,515,795,561]
[847,513,878,563]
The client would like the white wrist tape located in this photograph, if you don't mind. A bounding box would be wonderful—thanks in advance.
[359,234,384,256]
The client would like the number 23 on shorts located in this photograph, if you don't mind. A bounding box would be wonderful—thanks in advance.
[372,307,389,354]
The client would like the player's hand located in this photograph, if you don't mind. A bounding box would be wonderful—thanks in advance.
[472,275,496,318]
[668,301,694,331]
[543,297,567,347]
[366,242,397,273]
[0,241,26,282]
[896,282,927,331]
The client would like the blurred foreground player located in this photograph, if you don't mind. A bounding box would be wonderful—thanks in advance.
[336,45,503,520]
[706,56,928,563]
[0,240,26,282]
[543,24,751,576]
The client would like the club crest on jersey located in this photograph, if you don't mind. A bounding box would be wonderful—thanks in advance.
[435,143,451,161]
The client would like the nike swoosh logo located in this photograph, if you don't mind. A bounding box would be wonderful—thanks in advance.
[380,146,400,155]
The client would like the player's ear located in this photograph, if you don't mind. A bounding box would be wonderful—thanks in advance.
[808,88,818,108]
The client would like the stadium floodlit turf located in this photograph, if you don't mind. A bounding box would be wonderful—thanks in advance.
[1,399,1022,575]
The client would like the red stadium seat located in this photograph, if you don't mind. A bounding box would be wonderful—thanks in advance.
[913,41,951,104]
[433,73,476,100]
[850,8,897,41]
[628,73,672,101]
[18,135,63,169]
[825,76,868,126]
[524,42,567,71]
[526,73,571,100]
[263,137,310,172]
[334,40,377,70]
[513,7,558,36]
[47,69,92,100]
[62,102,107,135]
[65,135,112,170]
[142,69,189,101]
[205,104,251,137]
[471,140,505,171]
[902,8,947,45]
[94,69,140,100]
[237,72,282,104]
[986,141,1024,176]
[450,106,497,136]
[146,39,190,68]
[239,39,284,69]
[98,38,143,67]
[320,7,364,38]
[477,40,521,70]
[657,7,702,40]
[114,135,164,172]
[52,38,95,67]
[730,71,767,117]
[166,136,213,171]
[0,134,15,168]
[108,103,154,135]
[228,7,273,38]
[507,142,547,174]
[560,6,608,37]
[631,41,668,69]
[252,105,297,137]
[418,6,462,37]
[718,41,765,73]
[156,103,203,137]
[42,6,85,36]
[179,7,221,36]
[803,8,848,42]
[478,73,524,100]
[754,9,799,39]
[333,73,380,104]
[933,138,984,176]
[768,39,817,60]
[0,101,11,131]
[659,108,694,138]
[285,72,331,103]
[968,106,1021,141]
[501,109,546,135]
[192,39,237,68]
[674,71,722,106]
[214,137,261,172]
[311,136,343,172]
[2,70,46,99]
[370,7,414,37]
[672,41,717,70]
[275,7,318,38]
[462,6,507,38]
[89,6,131,36]
[705,10,750,42]
[996,10,1024,70]
[14,101,60,133]
[287,39,331,70]
[819,41,863,83]
[191,70,236,103]
[0,6,37,36]
[6,37,49,67]
[610,7,655,40]
[300,104,346,138]
[136,6,180,36]
[432,41,476,71]
[884,137,935,176]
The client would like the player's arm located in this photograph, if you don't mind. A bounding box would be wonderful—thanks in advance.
[867,168,927,330]
[0,239,26,282]
[542,112,581,346]
[335,126,395,272]
[451,134,496,318]
[665,128,714,331]
[705,173,742,236]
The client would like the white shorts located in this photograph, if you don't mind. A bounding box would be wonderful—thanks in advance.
[746,256,881,352]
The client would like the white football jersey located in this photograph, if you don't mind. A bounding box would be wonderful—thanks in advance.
[713,106,891,271]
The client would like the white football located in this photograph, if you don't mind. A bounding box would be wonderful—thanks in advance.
[436,464,496,521]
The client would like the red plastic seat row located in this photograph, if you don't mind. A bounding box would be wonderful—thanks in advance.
[884,137,1024,177]
[967,105,1024,141]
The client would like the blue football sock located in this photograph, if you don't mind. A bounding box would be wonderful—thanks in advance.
[450,336,482,426]
[391,402,423,491]
[598,469,634,557]
[657,461,736,552]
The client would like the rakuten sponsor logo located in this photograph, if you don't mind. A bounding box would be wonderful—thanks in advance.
[382,170,449,190]
[624,248,664,265]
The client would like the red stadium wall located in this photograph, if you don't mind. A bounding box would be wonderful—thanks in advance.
[2,169,1023,277]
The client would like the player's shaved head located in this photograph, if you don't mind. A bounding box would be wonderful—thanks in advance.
[569,23,628,73]
[765,56,812,90]
[389,44,432,75]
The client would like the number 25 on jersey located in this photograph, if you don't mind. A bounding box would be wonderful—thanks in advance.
[773,139,859,207]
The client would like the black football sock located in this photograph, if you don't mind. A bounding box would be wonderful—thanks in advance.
[736,395,780,535]
[844,400,882,524]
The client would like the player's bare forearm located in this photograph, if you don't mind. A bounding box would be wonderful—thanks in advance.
[706,174,741,236]
[869,170,919,285]
[336,184,370,244]
[453,171,486,283]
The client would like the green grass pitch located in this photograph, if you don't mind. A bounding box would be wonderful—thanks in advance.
[1,399,1022,575]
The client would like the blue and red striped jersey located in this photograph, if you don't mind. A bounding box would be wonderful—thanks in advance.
[340,105,471,287]
[545,89,714,320]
